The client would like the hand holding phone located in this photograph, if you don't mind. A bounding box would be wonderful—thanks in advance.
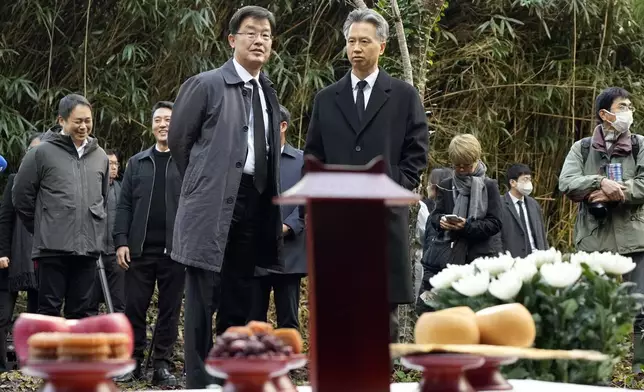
[440,214,466,231]
[443,214,462,223]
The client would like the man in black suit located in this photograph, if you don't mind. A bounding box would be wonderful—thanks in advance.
[249,105,305,330]
[168,6,284,389]
[500,164,548,257]
[304,8,428,342]
[113,102,184,386]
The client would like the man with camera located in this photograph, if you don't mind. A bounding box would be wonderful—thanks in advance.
[559,87,644,374]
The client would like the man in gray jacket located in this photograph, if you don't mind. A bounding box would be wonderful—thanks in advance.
[12,94,109,320]
[169,6,284,389]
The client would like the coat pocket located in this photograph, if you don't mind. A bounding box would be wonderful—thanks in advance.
[87,202,107,254]
[37,206,76,252]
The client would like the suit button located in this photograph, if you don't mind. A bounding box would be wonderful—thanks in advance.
[355,146,362,152]
[243,126,249,132]
[235,162,242,168]
[226,197,234,204]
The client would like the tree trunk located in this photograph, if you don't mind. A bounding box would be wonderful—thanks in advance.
[390,0,414,85]
[351,0,368,9]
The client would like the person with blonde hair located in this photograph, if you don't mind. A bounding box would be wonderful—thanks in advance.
[428,134,503,266]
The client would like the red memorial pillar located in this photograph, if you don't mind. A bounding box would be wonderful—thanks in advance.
[276,156,419,392]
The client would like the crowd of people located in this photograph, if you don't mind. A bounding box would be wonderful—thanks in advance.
[0,3,642,389]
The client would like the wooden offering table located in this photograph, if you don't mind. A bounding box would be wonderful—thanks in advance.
[275,157,419,392]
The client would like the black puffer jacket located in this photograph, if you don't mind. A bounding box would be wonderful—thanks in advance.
[12,127,109,259]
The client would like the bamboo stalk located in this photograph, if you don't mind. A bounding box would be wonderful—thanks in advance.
[83,0,92,97]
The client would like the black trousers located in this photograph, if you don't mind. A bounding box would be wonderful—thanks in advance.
[125,254,185,368]
[0,289,38,371]
[249,274,302,330]
[89,254,126,314]
[184,174,265,389]
[36,256,97,319]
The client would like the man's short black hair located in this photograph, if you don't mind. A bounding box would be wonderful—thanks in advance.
[595,87,630,124]
[229,6,276,35]
[105,149,119,160]
[507,163,532,185]
[152,101,173,118]
[58,94,91,120]
[279,105,291,125]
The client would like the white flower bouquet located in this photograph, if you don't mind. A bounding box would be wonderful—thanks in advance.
[425,248,644,385]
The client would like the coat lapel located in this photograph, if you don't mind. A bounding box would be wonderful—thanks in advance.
[504,193,526,235]
[358,71,391,134]
[525,197,544,248]
[335,73,361,134]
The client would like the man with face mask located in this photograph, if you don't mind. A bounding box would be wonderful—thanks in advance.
[559,87,644,374]
[500,164,548,258]
[12,94,109,320]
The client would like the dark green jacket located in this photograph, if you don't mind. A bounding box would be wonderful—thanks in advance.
[12,128,109,259]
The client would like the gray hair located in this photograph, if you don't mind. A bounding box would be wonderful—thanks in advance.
[342,9,389,42]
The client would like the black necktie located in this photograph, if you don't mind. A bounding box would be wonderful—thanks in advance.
[356,80,367,122]
[250,79,267,194]
[517,200,531,248]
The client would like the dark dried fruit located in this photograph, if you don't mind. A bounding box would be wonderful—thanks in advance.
[208,331,297,360]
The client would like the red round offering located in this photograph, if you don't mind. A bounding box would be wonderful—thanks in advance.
[465,356,517,391]
[402,353,485,392]
[206,354,307,392]
[21,359,136,392]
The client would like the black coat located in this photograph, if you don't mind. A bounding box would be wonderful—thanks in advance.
[304,69,429,304]
[104,179,121,255]
[12,129,109,259]
[500,192,549,258]
[113,147,182,258]
[430,177,503,263]
[168,59,283,273]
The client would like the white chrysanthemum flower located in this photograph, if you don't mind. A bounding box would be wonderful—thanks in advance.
[512,259,538,283]
[570,251,605,275]
[488,269,523,300]
[540,262,582,288]
[429,264,475,289]
[525,247,562,268]
[600,253,636,275]
[473,252,515,275]
[452,270,490,297]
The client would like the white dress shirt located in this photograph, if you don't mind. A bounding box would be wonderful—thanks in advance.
[509,193,536,251]
[351,69,380,108]
[60,130,88,158]
[233,59,269,175]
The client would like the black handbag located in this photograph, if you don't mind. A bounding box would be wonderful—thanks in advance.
[426,232,468,274]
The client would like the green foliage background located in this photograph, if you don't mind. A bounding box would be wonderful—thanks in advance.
[2,0,644,387]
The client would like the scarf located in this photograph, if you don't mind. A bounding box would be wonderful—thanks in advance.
[452,161,488,220]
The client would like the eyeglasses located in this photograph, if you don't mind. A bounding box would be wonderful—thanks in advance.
[109,162,120,167]
[613,103,636,112]
[236,32,273,42]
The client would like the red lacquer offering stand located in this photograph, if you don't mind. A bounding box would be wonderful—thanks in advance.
[205,355,306,392]
[402,354,484,392]
[21,359,135,392]
[276,157,419,392]
[465,356,518,391]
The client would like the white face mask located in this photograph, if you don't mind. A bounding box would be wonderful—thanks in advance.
[517,181,533,197]
[607,110,634,134]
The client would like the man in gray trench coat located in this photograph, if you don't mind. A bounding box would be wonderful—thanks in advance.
[168,6,284,389]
